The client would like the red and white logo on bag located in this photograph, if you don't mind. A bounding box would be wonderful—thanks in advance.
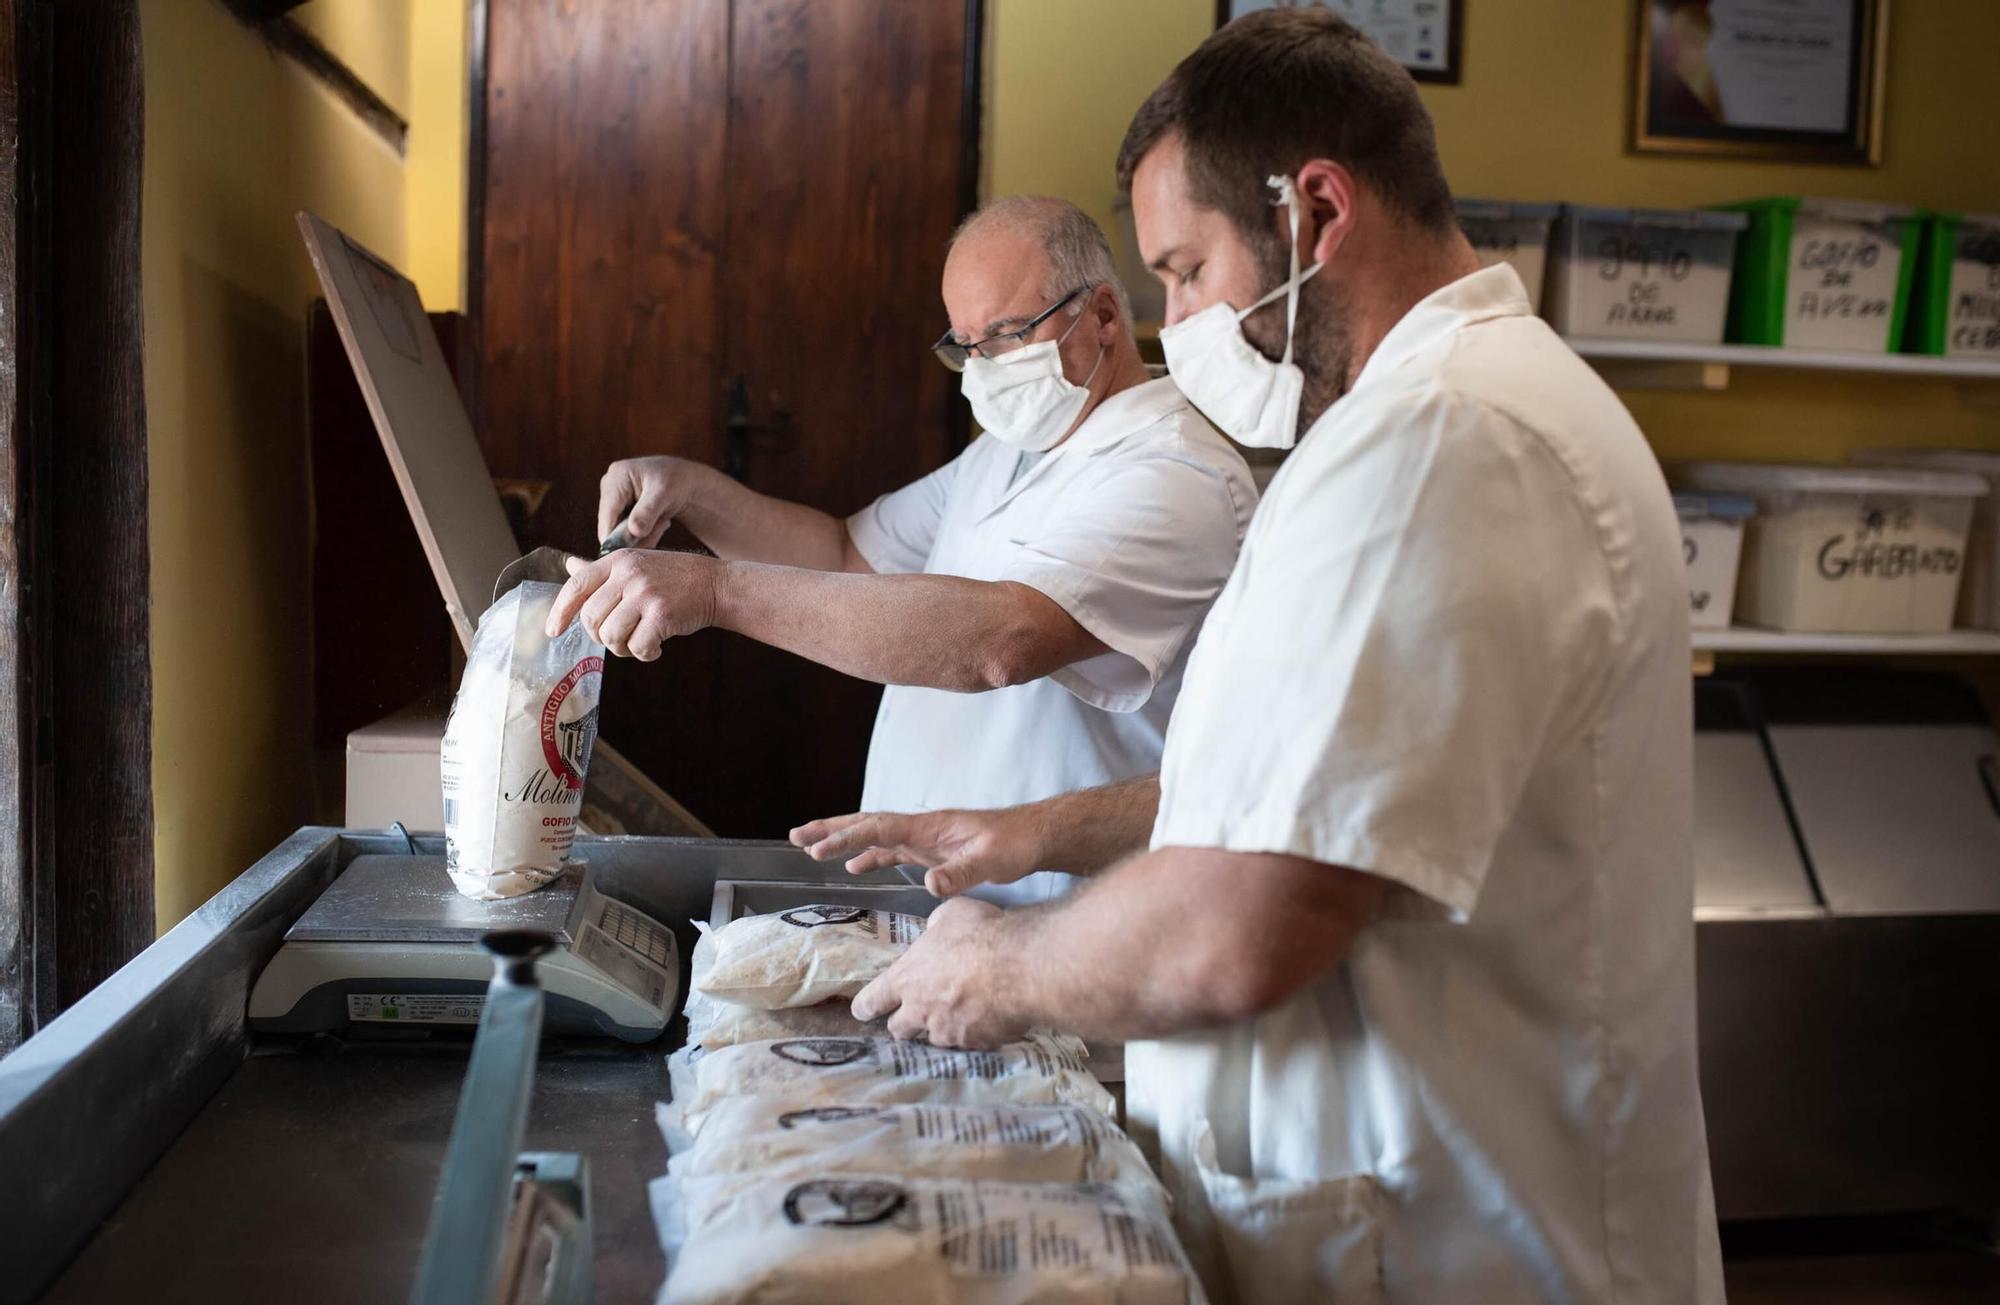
[540,656,603,790]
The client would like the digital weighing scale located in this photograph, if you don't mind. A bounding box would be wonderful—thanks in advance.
[248,854,679,1042]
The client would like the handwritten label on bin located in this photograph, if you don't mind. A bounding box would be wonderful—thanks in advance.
[1785,216,1903,351]
[1815,503,1960,583]
[1577,227,1730,340]
[1947,225,2000,357]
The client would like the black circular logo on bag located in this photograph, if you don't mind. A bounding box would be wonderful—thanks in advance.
[782,1179,908,1228]
[770,1037,875,1067]
[778,1105,885,1130]
[780,905,866,928]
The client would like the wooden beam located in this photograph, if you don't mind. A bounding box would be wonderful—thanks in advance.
[0,0,28,1053]
[47,0,153,1013]
[0,0,157,1040]
[218,0,311,21]
[219,3,408,155]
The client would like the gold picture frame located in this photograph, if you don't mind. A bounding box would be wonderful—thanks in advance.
[1632,0,1889,165]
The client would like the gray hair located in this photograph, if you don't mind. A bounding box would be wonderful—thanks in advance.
[951,195,1133,326]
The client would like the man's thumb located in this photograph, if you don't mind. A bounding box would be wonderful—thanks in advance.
[925,859,976,898]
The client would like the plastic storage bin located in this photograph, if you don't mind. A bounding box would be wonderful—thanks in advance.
[1544,205,1746,343]
[1906,211,2000,358]
[1674,492,1755,630]
[1457,199,1557,312]
[1672,462,1986,634]
[1720,197,1921,353]
[1851,449,2000,630]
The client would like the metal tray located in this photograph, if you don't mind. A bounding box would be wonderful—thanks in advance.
[707,878,938,930]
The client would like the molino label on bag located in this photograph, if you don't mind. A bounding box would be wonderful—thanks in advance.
[441,581,605,901]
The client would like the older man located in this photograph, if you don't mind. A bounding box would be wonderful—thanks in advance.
[549,196,1254,903]
[795,12,1722,1304]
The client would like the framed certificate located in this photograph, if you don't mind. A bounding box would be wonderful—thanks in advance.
[1633,0,1889,164]
[1219,0,1463,86]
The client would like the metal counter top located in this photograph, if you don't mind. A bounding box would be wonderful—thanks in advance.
[1,829,916,1305]
[44,1040,668,1304]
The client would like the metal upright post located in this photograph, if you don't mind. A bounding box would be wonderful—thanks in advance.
[411,929,555,1305]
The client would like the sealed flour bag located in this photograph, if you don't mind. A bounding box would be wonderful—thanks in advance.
[683,920,883,1048]
[684,992,881,1051]
[440,561,605,900]
[693,907,924,1009]
[652,1172,1206,1305]
[666,1034,1115,1137]
[664,1097,1157,1188]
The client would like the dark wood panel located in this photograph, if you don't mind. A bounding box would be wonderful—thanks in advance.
[723,0,966,508]
[479,0,729,538]
[480,0,737,830]
[23,0,153,1020]
[716,0,970,827]
[0,0,26,1051]
[308,304,461,747]
[477,0,972,836]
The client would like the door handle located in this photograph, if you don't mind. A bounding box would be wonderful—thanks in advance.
[722,374,793,482]
[1979,754,2000,819]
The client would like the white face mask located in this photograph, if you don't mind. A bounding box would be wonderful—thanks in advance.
[1159,175,1323,450]
[959,311,1105,452]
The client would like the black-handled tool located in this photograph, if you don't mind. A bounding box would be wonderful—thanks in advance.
[598,515,636,557]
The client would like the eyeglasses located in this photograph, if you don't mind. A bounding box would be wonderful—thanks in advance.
[932,286,1089,373]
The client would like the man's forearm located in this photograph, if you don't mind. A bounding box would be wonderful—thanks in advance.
[1019,776,1159,876]
[675,466,868,573]
[972,848,1376,1044]
[711,562,1090,691]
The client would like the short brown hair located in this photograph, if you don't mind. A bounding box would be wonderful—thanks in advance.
[1116,8,1456,246]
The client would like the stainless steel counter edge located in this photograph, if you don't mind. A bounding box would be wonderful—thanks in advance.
[0,827,348,1305]
[0,828,916,1304]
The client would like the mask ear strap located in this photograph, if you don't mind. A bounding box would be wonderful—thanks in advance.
[1235,177,1325,329]
[1080,339,1107,390]
[1257,175,1324,366]
[1271,176,1301,365]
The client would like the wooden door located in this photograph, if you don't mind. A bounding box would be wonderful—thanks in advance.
[477,0,975,836]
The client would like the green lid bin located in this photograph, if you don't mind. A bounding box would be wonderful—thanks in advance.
[1906,211,2000,357]
[1717,197,1921,353]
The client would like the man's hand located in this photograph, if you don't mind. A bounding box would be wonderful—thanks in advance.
[545,550,719,659]
[597,455,705,548]
[850,897,1027,1047]
[790,806,1045,898]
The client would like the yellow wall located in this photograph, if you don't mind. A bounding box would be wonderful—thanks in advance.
[404,0,469,312]
[986,0,1215,272]
[294,0,413,121]
[142,0,464,932]
[985,0,2000,462]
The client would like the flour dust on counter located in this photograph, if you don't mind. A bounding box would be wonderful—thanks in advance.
[440,577,605,900]
[664,1034,1116,1136]
[652,1171,1205,1305]
[664,1097,1156,1187]
[691,905,924,1009]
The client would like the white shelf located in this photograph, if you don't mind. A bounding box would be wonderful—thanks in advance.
[1566,338,2000,400]
[1693,627,2000,655]
[1568,338,2000,379]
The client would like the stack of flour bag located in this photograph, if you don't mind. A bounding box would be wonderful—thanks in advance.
[653,903,1207,1304]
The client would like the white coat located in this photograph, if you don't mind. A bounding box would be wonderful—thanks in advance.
[1135,266,1725,1303]
[848,375,1256,904]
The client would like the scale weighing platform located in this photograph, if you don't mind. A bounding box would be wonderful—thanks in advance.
[249,854,679,1042]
